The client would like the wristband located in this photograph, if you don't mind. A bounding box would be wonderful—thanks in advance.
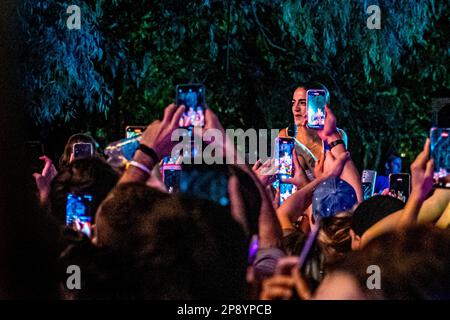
[128,161,151,176]
[138,144,160,164]
[328,139,344,150]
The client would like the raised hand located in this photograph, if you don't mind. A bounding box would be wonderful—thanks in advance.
[282,149,310,188]
[33,156,58,204]
[140,103,185,160]
[317,105,339,143]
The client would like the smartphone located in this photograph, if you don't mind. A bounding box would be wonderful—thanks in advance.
[279,182,297,206]
[180,164,230,207]
[306,89,327,130]
[73,142,94,160]
[276,137,295,179]
[176,84,206,128]
[362,170,377,200]
[389,173,410,203]
[66,193,93,238]
[162,164,182,193]
[126,126,146,139]
[430,128,450,188]
[24,141,44,176]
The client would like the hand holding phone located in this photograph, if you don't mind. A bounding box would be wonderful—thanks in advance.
[306,90,326,130]
[407,138,435,201]
[176,84,206,128]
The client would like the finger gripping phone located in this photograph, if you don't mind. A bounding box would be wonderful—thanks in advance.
[176,84,206,128]
[306,89,326,130]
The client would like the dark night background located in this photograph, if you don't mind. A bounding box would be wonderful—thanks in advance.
[16,0,449,173]
[0,0,448,300]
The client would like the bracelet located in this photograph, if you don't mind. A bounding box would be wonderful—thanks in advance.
[128,161,152,176]
[138,144,160,164]
[328,139,344,150]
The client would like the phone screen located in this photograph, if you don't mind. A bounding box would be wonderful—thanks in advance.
[306,89,326,130]
[66,193,93,237]
[126,126,146,139]
[279,182,297,206]
[180,164,230,207]
[362,182,373,200]
[430,128,450,188]
[176,84,206,128]
[73,143,94,160]
[162,164,182,193]
[389,173,410,203]
[362,170,377,200]
[277,137,294,179]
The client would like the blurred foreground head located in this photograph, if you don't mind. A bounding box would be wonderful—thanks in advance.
[315,225,450,300]
[67,182,249,299]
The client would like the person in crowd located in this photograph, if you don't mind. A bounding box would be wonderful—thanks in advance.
[349,195,405,250]
[60,182,248,299]
[259,136,448,300]
[113,103,285,282]
[48,157,118,226]
[314,225,450,299]
[275,104,363,234]
[33,133,100,205]
[375,152,402,194]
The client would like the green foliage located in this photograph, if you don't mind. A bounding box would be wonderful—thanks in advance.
[20,0,449,169]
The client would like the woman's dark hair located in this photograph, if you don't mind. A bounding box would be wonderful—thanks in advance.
[59,133,100,170]
[49,157,118,224]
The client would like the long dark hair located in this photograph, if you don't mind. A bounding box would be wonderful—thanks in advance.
[59,133,100,169]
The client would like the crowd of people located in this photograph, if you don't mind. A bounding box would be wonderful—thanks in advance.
[27,85,450,300]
